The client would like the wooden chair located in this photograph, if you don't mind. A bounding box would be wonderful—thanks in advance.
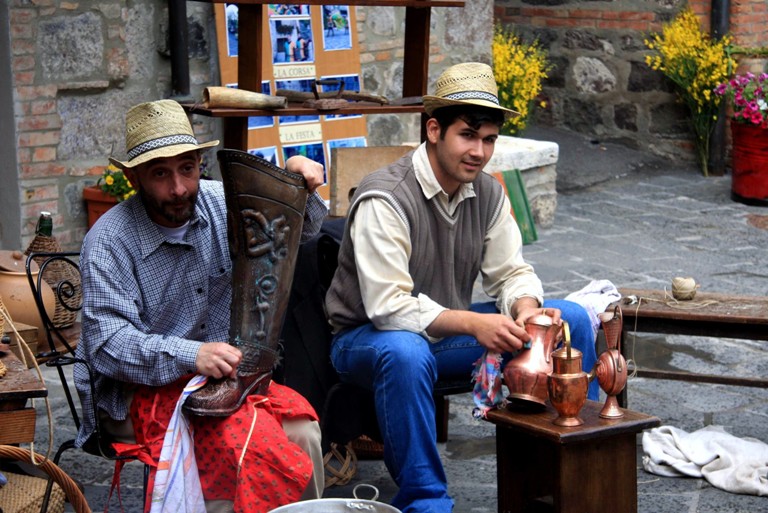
[24,251,148,511]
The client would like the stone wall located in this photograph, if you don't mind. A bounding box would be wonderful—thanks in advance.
[2,0,493,251]
[5,0,765,250]
[4,0,218,250]
[494,0,768,164]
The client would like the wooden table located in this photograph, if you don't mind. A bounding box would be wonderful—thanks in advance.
[0,350,47,444]
[485,401,660,513]
[617,288,768,389]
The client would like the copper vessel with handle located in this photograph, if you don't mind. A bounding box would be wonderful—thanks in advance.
[548,322,589,426]
[503,314,560,408]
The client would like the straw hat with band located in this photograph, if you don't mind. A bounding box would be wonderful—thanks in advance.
[422,62,519,120]
[109,99,220,170]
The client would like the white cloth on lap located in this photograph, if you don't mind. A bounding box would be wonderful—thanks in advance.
[564,279,622,339]
[642,424,768,496]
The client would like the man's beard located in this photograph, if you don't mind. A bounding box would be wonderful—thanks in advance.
[139,188,198,226]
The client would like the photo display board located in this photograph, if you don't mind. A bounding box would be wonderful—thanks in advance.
[215,3,368,202]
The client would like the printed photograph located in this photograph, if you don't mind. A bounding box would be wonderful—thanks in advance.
[270,18,314,64]
[283,142,327,182]
[321,74,362,120]
[326,136,367,170]
[249,81,275,129]
[248,146,280,166]
[276,78,320,124]
[321,5,352,51]
[225,3,238,57]
[268,4,310,16]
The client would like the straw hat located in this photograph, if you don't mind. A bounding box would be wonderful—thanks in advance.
[422,62,519,119]
[109,99,219,170]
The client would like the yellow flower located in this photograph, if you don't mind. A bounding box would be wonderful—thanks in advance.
[493,24,551,135]
[98,163,135,202]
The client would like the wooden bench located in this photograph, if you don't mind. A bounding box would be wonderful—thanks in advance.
[485,400,660,513]
[616,288,768,403]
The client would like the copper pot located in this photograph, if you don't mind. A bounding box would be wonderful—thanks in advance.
[0,250,55,339]
[504,314,559,408]
[548,323,589,426]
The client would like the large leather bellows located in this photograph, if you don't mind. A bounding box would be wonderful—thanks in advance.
[184,150,308,416]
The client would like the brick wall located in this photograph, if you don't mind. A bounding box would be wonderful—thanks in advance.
[5,0,218,251]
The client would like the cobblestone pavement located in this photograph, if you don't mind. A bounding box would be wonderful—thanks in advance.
[30,125,768,512]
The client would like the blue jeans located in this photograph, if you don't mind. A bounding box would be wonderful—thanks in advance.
[330,299,597,513]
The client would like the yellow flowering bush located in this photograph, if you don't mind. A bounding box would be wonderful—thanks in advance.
[98,163,136,201]
[644,8,734,176]
[492,25,551,135]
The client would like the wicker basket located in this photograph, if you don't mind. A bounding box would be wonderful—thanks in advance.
[24,237,81,328]
[0,293,6,336]
[0,445,90,513]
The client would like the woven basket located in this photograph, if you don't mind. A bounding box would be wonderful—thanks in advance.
[24,238,81,328]
[350,435,384,460]
[323,442,357,488]
[0,445,90,513]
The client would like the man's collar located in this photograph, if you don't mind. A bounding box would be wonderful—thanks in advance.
[413,143,476,204]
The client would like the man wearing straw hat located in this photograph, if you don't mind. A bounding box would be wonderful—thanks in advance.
[325,62,598,512]
[74,99,328,512]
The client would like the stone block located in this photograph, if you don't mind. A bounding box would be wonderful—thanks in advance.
[484,135,558,229]
[38,12,104,82]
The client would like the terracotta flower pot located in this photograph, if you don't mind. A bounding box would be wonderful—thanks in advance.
[82,185,119,229]
[731,123,768,206]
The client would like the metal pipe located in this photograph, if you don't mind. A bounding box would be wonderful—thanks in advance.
[708,0,730,176]
[168,0,190,99]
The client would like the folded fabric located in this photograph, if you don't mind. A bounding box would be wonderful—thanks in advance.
[564,279,622,339]
[642,424,768,496]
[150,374,208,513]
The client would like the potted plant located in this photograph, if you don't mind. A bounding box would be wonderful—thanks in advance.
[714,71,768,205]
[82,163,136,228]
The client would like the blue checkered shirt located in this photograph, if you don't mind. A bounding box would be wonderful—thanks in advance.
[73,179,327,447]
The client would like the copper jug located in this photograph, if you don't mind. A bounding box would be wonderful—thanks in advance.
[548,322,589,426]
[503,314,559,407]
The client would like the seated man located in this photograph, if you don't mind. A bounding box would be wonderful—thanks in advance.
[74,99,327,512]
[325,62,597,513]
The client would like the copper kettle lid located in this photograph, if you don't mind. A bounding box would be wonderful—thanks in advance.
[0,250,39,273]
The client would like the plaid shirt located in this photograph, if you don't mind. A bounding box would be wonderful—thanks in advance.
[74,179,327,447]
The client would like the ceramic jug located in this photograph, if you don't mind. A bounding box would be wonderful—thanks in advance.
[548,322,589,426]
[503,314,560,407]
[0,250,55,339]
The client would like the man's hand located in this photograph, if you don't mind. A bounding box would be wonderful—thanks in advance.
[195,342,242,379]
[470,312,531,353]
[286,155,324,194]
[428,310,531,353]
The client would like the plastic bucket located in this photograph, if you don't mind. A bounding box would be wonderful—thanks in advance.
[731,122,768,206]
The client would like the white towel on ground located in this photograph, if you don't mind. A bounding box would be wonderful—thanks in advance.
[564,279,622,339]
[642,425,768,496]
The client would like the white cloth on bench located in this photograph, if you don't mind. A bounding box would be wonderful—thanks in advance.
[642,424,768,496]
[564,279,621,339]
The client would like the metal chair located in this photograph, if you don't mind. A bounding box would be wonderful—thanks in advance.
[24,251,148,511]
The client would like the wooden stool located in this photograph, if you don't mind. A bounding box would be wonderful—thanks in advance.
[484,400,660,513]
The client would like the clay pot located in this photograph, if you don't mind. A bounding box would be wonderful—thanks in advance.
[0,250,55,338]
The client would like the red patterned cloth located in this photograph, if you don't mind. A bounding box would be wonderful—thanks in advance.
[129,377,318,513]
